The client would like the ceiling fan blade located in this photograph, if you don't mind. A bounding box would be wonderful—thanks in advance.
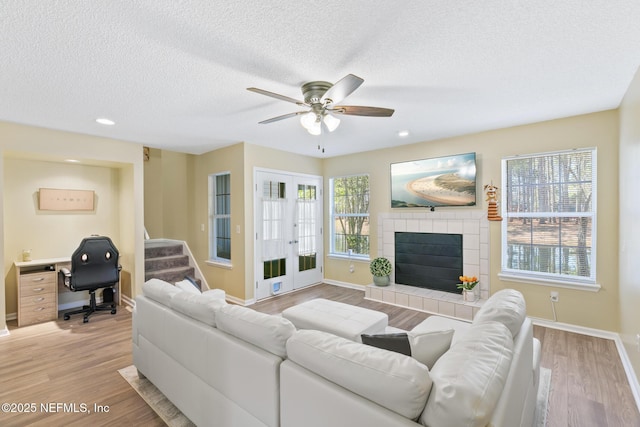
[321,74,364,105]
[331,105,395,117]
[258,111,309,124]
[247,87,305,105]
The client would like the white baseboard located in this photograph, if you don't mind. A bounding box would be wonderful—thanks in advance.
[6,312,16,321]
[0,327,9,338]
[531,317,640,413]
[323,279,366,291]
[121,294,135,307]
[226,294,255,306]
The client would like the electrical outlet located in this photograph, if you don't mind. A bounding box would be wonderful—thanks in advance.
[550,291,559,302]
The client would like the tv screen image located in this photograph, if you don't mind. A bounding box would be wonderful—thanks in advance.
[391,152,477,208]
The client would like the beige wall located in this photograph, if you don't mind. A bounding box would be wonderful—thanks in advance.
[0,121,145,332]
[192,143,245,300]
[143,148,192,240]
[619,65,640,376]
[323,110,620,331]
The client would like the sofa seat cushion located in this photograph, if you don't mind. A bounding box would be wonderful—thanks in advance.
[421,321,514,427]
[142,278,182,306]
[473,289,526,337]
[169,291,227,326]
[287,329,432,420]
[216,304,296,358]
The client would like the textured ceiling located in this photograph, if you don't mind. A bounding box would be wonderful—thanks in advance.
[2,1,640,157]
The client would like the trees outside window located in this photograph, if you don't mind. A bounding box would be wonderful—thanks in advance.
[501,149,596,284]
[330,175,370,258]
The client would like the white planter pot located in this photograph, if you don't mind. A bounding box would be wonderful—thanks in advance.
[463,289,476,302]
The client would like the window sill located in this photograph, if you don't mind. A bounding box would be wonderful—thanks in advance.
[498,272,601,292]
[205,260,232,270]
[328,253,370,262]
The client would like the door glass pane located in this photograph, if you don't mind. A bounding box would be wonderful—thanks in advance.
[297,184,317,272]
[264,258,286,279]
[262,180,287,263]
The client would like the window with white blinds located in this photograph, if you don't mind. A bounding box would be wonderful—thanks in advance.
[501,148,596,284]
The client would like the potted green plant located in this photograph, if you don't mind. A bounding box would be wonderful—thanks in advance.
[457,275,479,301]
[370,257,392,286]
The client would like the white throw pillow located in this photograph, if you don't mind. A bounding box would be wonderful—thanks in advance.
[407,329,454,369]
[175,279,201,294]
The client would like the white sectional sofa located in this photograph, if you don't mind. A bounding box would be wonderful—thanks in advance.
[132,279,541,427]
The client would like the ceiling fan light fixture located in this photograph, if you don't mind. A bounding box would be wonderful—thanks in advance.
[300,111,317,130]
[323,113,340,132]
[306,121,322,135]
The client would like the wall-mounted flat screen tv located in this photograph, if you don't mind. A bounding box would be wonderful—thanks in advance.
[391,152,477,208]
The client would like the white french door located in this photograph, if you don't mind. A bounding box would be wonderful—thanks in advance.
[255,170,323,301]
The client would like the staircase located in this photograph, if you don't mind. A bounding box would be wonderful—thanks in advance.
[145,239,203,288]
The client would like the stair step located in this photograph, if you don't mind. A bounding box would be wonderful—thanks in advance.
[145,254,189,271]
[145,266,195,284]
[145,241,183,259]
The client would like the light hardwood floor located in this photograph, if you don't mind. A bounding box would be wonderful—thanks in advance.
[1,283,639,426]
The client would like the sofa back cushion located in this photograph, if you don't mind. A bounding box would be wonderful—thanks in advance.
[287,329,432,420]
[216,304,296,358]
[142,278,182,306]
[421,321,514,427]
[473,288,526,337]
[169,291,227,327]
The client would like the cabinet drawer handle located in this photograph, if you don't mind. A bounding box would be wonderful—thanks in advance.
[33,297,45,302]
[33,307,45,312]
[32,287,45,292]
[31,277,45,282]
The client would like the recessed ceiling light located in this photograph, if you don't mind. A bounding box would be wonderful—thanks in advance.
[65,159,80,163]
[398,130,409,137]
[96,117,115,126]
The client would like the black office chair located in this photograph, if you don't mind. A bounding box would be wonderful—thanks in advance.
[60,236,121,323]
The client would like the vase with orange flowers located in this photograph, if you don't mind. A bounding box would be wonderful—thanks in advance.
[457,275,479,301]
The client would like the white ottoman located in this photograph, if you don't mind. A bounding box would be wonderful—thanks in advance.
[282,298,388,342]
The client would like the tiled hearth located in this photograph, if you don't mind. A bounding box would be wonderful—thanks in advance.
[364,210,490,321]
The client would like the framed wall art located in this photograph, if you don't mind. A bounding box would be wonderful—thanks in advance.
[38,188,95,211]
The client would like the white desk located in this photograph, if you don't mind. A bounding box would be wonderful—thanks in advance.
[14,257,120,327]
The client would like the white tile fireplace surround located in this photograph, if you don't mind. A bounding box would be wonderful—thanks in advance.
[364,210,490,321]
